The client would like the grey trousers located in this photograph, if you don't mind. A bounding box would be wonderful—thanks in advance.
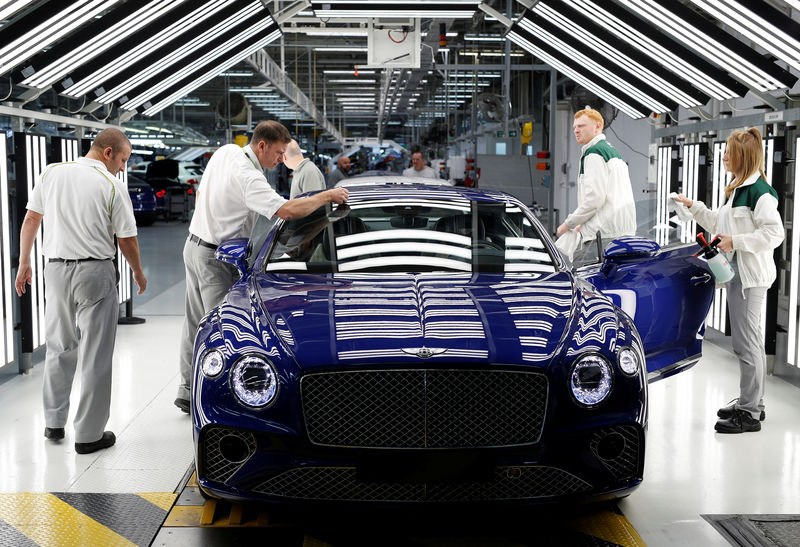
[726,263,768,420]
[43,260,118,443]
[178,237,238,400]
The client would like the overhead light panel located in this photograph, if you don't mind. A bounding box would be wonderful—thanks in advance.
[0,0,36,23]
[687,0,800,73]
[568,0,745,101]
[310,1,481,18]
[507,27,649,119]
[61,0,255,98]
[139,25,282,116]
[615,0,797,91]
[0,0,121,76]
[111,2,279,108]
[511,0,717,116]
[18,0,184,89]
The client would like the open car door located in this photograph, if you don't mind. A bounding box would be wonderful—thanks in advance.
[578,237,715,382]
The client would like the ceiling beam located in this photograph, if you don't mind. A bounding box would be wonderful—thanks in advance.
[246,49,344,143]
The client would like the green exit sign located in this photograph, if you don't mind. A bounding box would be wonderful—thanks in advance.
[496,131,504,138]
[509,130,518,137]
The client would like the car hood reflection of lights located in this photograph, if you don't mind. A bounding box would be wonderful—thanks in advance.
[254,272,575,369]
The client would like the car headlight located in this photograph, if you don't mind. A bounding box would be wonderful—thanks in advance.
[200,349,225,378]
[617,347,640,376]
[570,354,612,406]
[231,355,279,408]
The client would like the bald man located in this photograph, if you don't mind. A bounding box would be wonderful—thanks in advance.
[284,140,326,198]
[16,128,146,454]
[327,155,351,187]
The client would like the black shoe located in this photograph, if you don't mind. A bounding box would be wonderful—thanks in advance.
[75,431,116,454]
[715,410,761,433]
[44,427,65,440]
[174,398,190,414]
[717,399,765,421]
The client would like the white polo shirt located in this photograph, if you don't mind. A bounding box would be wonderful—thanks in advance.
[27,157,137,259]
[190,144,287,245]
[403,165,438,179]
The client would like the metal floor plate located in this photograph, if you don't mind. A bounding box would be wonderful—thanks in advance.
[703,514,800,546]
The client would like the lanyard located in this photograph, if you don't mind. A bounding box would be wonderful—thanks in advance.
[243,147,261,171]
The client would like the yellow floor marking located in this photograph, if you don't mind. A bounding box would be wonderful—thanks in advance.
[0,493,136,547]
[163,505,206,527]
[186,473,198,488]
[569,510,646,547]
[136,492,178,512]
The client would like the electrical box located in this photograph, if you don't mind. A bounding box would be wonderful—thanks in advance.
[367,19,421,69]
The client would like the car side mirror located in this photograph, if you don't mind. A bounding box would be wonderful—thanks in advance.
[601,236,660,276]
[215,238,251,277]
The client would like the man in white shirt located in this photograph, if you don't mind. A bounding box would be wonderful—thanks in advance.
[555,108,636,262]
[403,151,438,179]
[285,139,326,198]
[15,128,147,454]
[176,121,348,412]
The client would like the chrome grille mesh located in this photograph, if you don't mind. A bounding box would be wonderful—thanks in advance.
[254,466,592,502]
[202,427,256,483]
[301,369,548,448]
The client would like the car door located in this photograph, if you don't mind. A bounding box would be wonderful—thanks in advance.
[577,237,715,382]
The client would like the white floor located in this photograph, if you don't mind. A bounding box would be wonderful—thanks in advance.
[1,220,798,546]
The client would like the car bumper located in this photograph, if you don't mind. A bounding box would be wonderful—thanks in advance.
[194,419,645,505]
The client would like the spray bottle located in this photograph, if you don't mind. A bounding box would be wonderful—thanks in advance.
[695,233,734,284]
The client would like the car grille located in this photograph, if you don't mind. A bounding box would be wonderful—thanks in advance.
[201,427,257,483]
[253,465,591,502]
[590,425,642,481]
[301,368,548,448]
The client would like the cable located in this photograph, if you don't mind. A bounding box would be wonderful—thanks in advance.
[690,106,714,120]
[668,111,678,123]
[388,29,407,43]
[0,77,12,101]
[60,95,87,115]
[725,99,747,112]
[607,125,650,160]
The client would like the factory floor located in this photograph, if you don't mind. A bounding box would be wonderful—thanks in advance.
[0,220,798,546]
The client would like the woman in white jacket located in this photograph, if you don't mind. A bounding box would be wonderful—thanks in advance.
[674,128,783,434]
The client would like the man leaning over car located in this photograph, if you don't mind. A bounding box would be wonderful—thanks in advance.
[176,120,348,413]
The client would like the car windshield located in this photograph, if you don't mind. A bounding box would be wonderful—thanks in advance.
[263,197,556,274]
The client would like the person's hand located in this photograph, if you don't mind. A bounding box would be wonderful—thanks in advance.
[716,234,733,253]
[327,187,349,204]
[556,222,570,238]
[133,271,147,295]
[15,263,31,296]
[673,193,692,208]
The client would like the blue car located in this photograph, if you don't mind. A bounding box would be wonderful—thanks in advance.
[191,183,714,505]
[127,174,157,226]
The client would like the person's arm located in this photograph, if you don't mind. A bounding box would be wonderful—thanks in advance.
[274,187,349,220]
[563,154,609,230]
[15,210,43,296]
[118,236,147,295]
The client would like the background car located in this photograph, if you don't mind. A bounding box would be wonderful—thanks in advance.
[191,182,715,506]
[126,173,157,226]
[146,159,195,221]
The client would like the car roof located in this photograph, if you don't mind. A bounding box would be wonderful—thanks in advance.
[337,175,453,188]
[340,182,518,205]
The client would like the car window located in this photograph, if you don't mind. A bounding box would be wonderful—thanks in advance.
[263,197,556,274]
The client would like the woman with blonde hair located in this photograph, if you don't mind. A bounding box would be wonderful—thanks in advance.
[674,127,783,434]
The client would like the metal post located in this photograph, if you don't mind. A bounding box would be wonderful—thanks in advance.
[548,69,557,235]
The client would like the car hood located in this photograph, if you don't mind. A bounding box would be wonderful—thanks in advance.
[253,271,575,369]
